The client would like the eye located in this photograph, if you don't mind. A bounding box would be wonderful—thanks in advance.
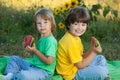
[73,22,78,25]
[82,23,87,26]
[74,23,78,25]
[36,22,41,25]
[44,19,49,23]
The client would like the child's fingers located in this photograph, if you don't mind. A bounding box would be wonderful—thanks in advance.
[25,46,31,52]
[32,43,36,47]
[91,36,96,47]
[91,36,99,47]
[96,45,102,53]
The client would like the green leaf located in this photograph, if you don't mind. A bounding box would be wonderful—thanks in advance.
[111,10,118,17]
[103,8,110,17]
[91,4,102,12]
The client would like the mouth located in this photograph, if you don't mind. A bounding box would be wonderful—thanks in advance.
[41,29,45,31]
[76,30,83,34]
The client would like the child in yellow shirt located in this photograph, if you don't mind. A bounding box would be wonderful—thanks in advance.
[56,6,109,80]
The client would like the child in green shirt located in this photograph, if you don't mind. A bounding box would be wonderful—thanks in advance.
[0,8,57,80]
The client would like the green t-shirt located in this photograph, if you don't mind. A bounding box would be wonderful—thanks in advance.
[31,35,57,75]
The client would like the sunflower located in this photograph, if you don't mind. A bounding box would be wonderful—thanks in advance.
[70,0,79,7]
[54,8,60,15]
[57,6,64,12]
[64,2,71,11]
[58,22,65,29]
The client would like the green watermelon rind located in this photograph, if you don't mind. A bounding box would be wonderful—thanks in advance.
[30,37,35,47]
[95,39,99,47]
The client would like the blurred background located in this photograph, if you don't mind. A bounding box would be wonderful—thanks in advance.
[0,0,120,60]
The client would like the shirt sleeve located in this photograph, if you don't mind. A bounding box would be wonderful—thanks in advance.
[68,42,83,64]
[44,39,57,57]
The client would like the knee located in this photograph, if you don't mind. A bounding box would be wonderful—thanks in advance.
[95,55,107,66]
[96,55,105,59]
[9,56,20,61]
[96,55,107,62]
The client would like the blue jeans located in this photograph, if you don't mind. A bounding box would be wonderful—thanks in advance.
[74,55,109,80]
[4,56,51,80]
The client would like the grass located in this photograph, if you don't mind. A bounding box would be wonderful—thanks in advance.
[83,41,120,60]
[0,0,120,60]
[1,35,120,61]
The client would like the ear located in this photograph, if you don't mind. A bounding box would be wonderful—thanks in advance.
[68,25,71,29]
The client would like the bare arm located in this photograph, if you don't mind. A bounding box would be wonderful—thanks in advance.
[26,44,53,65]
[75,37,102,69]
[75,48,96,69]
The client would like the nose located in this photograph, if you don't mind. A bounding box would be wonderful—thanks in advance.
[78,24,82,29]
[40,23,45,27]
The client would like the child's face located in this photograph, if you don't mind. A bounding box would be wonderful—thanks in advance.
[69,22,87,37]
[36,15,52,37]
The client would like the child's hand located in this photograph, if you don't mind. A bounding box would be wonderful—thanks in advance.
[25,43,37,53]
[91,36,102,53]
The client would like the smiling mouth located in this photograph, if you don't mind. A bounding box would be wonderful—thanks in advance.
[76,30,83,34]
[41,29,45,31]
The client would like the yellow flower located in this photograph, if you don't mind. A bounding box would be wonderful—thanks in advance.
[54,8,60,15]
[58,22,65,29]
[64,2,71,11]
[71,0,79,7]
[57,6,64,12]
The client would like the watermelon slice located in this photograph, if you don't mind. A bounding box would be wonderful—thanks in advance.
[91,36,99,47]
[24,35,34,48]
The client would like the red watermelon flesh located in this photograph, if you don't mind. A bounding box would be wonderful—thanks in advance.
[24,35,34,48]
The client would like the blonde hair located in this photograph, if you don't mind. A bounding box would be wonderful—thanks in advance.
[34,8,56,32]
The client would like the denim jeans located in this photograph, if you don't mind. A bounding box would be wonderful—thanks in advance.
[4,56,51,80]
[74,55,109,80]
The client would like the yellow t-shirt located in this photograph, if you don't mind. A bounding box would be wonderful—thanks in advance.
[56,32,83,80]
